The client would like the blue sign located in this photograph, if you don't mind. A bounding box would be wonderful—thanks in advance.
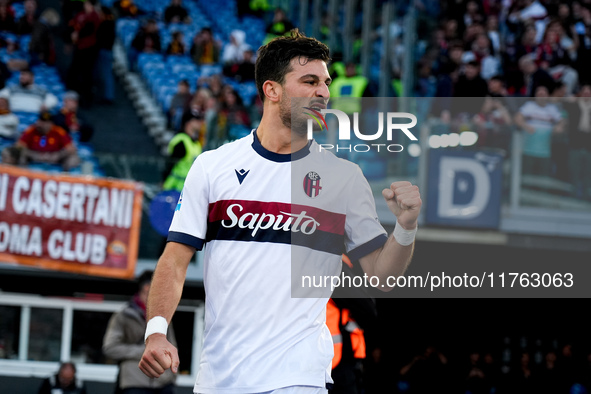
[426,149,503,229]
[149,190,181,237]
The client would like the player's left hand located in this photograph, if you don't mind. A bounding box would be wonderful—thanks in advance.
[382,181,422,230]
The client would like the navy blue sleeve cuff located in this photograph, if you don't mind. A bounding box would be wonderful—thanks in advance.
[347,234,388,261]
[167,231,205,250]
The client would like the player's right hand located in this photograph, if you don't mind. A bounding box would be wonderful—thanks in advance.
[139,334,179,378]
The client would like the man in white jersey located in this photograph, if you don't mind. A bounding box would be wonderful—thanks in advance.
[139,30,422,393]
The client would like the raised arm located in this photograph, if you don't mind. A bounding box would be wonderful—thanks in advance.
[138,241,195,378]
[359,181,422,290]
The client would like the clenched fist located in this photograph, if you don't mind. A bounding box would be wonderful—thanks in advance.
[139,334,179,378]
[382,181,422,230]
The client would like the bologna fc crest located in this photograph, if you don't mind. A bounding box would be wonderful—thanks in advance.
[303,171,322,198]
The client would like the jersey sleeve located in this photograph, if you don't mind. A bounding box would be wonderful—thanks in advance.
[344,166,388,261]
[167,155,209,250]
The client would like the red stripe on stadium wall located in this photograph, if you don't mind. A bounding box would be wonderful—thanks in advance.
[208,199,346,235]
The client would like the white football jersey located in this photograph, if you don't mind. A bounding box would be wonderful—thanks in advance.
[168,131,387,393]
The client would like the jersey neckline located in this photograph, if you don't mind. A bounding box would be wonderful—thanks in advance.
[251,129,312,162]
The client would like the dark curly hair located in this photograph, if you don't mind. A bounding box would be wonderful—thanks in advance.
[255,29,331,102]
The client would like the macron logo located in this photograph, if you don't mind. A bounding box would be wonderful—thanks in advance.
[235,169,250,185]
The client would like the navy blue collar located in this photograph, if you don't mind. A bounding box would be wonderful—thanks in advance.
[251,129,311,162]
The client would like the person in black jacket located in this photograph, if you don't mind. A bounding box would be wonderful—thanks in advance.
[129,19,161,70]
[164,0,189,24]
[29,8,60,66]
[38,362,87,394]
[95,6,116,104]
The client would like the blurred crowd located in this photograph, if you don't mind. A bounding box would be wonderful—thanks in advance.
[394,342,591,394]
[414,0,591,199]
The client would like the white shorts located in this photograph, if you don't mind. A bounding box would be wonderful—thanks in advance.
[263,386,328,394]
[197,386,328,394]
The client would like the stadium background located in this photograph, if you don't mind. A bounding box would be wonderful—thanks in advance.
[0,0,590,393]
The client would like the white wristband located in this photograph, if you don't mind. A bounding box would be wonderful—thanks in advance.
[393,220,417,246]
[144,316,168,343]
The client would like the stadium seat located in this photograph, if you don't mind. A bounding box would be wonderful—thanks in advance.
[166,55,193,66]
[138,54,164,72]
[172,63,198,75]
[199,64,222,78]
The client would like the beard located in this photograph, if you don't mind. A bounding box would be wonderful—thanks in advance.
[279,95,319,139]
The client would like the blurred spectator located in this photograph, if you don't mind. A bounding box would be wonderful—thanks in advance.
[535,21,579,95]
[0,59,11,89]
[29,8,60,66]
[434,41,463,98]
[212,86,251,146]
[556,3,576,36]
[0,0,16,32]
[164,0,190,24]
[67,0,100,107]
[465,351,489,394]
[38,361,87,394]
[95,6,115,104]
[504,25,539,95]
[452,60,488,115]
[264,8,294,44]
[399,345,449,393]
[197,73,225,100]
[222,30,249,66]
[113,0,141,19]
[463,0,485,29]
[462,22,486,49]
[565,84,591,200]
[190,27,220,65]
[169,79,192,131]
[16,0,38,35]
[0,68,58,113]
[61,0,84,26]
[163,112,204,192]
[507,0,548,43]
[102,271,177,394]
[463,33,500,80]
[329,62,372,114]
[182,87,212,125]
[1,37,29,71]
[3,110,80,170]
[443,19,460,43]
[575,17,591,86]
[232,48,256,82]
[504,352,536,394]
[238,0,269,19]
[166,31,186,55]
[532,351,562,393]
[488,75,508,97]
[556,344,577,390]
[473,95,512,150]
[0,97,18,141]
[415,60,437,101]
[486,14,501,57]
[129,19,161,70]
[481,352,500,392]
[52,90,94,142]
[514,85,564,177]
[517,54,555,97]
